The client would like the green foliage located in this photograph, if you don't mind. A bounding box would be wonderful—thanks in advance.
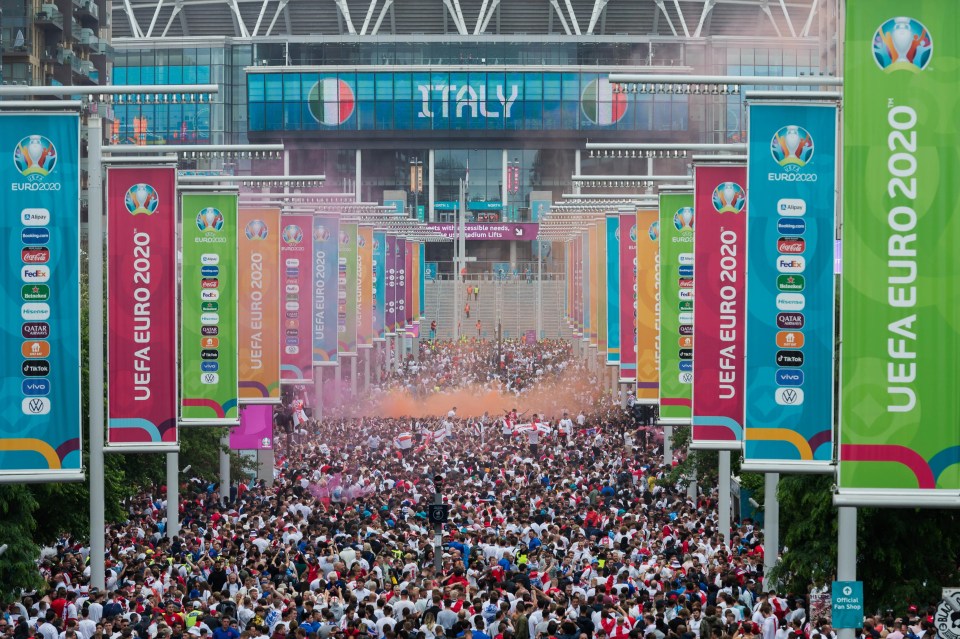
[768,474,837,593]
[0,485,44,601]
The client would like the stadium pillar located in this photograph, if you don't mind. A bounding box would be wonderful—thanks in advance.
[349,355,358,397]
[363,348,371,393]
[719,450,731,546]
[663,425,673,465]
[257,448,274,486]
[428,149,435,223]
[355,150,362,202]
[383,337,391,378]
[501,149,508,219]
[619,383,627,409]
[314,365,324,421]
[574,150,581,194]
[166,451,179,539]
[764,472,780,584]
[219,430,230,505]
[837,506,857,639]
[334,363,342,407]
[395,334,403,371]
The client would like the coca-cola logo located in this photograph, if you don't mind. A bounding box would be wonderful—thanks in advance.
[777,237,805,254]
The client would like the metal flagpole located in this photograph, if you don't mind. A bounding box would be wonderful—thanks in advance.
[166,452,179,538]
[219,432,231,504]
[87,114,106,590]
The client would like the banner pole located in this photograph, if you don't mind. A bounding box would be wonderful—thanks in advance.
[719,450,731,546]
[219,431,230,505]
[166,451,179,539]
[837,507,857,631]
[763,472,780,585]
[663,425,673,465]
[315,365,324,421]
[87,115,106,591]
[363,349,370,393]
[350,355,358,397]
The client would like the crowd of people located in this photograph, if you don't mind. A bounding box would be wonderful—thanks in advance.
[0,340,930,639]
[385,339,575,398]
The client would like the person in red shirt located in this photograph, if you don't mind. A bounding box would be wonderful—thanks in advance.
[163,602,185,628]
[49,589,68,621]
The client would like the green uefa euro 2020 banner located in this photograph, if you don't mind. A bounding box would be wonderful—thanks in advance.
[658,191,694,424]
[181,192,239,424]
[839,3,958,503]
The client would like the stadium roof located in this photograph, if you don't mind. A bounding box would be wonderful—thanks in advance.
[112,0,823,42]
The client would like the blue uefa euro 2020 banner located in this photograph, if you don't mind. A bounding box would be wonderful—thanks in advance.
[373,232,386,340]
[744,102,837,472]
[605,215,620,364]
[0,113,82,481]
[313,215,339,365]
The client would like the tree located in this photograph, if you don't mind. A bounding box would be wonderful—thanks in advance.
[0,485,44,601]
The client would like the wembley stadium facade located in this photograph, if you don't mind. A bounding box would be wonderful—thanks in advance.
[110,0,839,269]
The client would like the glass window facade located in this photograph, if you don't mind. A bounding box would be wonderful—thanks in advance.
[112,47,237,144]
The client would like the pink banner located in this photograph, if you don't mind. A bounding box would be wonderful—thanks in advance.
[619,213,637,381]
[107,167,178,446]
[280,214,314,383]
[692,164,747,449]
[404,240,414,327]
[230,404,274,450]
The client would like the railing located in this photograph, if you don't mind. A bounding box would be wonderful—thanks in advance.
[430,271,566,282]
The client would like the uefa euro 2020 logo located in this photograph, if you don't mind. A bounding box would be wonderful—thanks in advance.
[339,230,350,246]
[314,225,331,243]
[648,221,659,241]
[771,125,814,169]
[629,224,637,243]
[282,224,303,245]
[14,135,57,178]
[196,207,224,232]
[125,183,159,215]
[673,207,695,232]
[245,219,269,240]
[873,17,932,73]
[712,183,745,214]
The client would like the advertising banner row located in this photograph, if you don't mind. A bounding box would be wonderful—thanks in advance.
[0,113,427,478]
[565,101,838,474]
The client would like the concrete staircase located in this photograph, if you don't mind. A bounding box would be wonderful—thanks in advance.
[424,278,567,340]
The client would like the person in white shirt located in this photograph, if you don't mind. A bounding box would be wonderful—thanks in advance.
[77,609,97,639]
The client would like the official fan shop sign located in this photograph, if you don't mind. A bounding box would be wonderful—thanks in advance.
[0,113,82,480]
[831,582,864,629]
[658,191,694,425]
[838,2,960,504]
[691,165,747,450]
[107,166,178,447]
[181,192,239,424]
[744,102,836,472]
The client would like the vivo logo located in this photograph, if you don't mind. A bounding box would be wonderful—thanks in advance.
[775,369,804,386]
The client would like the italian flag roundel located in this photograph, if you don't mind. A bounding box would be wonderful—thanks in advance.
[581,78,627,126]
[308,78,355,126]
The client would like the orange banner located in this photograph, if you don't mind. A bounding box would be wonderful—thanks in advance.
[238,207,281,402]
[635,209,660,401]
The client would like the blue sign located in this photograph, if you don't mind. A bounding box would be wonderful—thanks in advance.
[831,581,864,629]
[531,200,551,221]
[383,199,405,214]
[492,262,511,279]
[468,201,503,211]
[247,71,689,134]
[744,103,836,470]
[606,216,620,364]
[424,262,438,281]
[0,113,82,479]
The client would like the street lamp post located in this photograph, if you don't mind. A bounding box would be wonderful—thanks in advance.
[409,157,423,220]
